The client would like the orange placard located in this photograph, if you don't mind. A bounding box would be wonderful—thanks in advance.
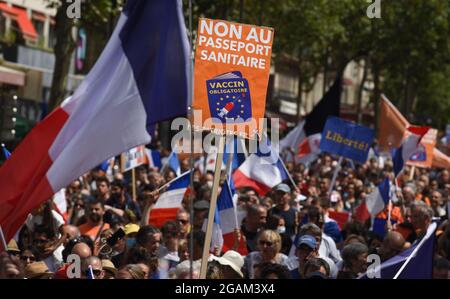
[193,18,274,140]
[407,128,437,168]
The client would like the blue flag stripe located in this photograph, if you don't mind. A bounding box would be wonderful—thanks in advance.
[120,0,190,134]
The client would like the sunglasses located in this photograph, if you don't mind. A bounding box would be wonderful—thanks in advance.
[86,269,103,277]
[177,219,189,225]
[21,255,36,262]
[75,203,85,208]
[259,240,274,247]
[8,251,20,256]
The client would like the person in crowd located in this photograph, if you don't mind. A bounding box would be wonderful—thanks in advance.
[116,264,146,279]
[303,257,330,279]
[95,177,111,201]
[257,262,291,279]
[377,231,406,262]
[338,243,369,279]
[209,250,244,279]
[268,184,298,238]
[105,180,141,224]
[241,204,267,252]
[243,230,289,279]
[78,199,110,241]
[290,235,318,279]
[81,256,104,279]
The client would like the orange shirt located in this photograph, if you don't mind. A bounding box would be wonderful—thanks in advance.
[416,194,431,206]
[78,222,110,240]
[376,206,404,223]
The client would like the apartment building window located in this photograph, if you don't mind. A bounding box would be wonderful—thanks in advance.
[32,12,47,48]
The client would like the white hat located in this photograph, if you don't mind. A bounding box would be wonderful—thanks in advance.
[211,250,244,278]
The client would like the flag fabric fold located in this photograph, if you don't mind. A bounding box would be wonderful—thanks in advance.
[148,171,191,227]
[203,179,248,256]
[145,148,162,169]
[392,126,430,177]
[363,177,390,217]
[359,222,437,279]
[0,0,190,242]
[233,136,289,196]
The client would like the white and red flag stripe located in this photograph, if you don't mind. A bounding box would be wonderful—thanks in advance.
[149,171,191,228]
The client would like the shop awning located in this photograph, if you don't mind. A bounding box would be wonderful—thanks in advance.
[0,65,25,86]
[0,3,38,40]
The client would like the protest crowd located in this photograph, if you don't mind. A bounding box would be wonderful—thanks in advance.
[0,132,449,280]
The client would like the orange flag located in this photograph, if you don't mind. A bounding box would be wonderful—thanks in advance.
[378,94,410,151]
[432,148,450,169]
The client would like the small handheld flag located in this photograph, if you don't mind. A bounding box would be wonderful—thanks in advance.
[1,144,11,160]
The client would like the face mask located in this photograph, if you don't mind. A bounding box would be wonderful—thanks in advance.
[126,238,136,248]
[277,226,286,234]
[206,181,213,188]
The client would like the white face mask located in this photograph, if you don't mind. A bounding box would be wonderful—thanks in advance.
[276,226,286,234]
[206,181,213,188]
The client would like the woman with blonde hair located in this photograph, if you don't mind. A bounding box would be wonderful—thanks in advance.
[243,230,289,278]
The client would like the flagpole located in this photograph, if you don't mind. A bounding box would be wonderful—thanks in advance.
[0,225,8,253]
[200,134,225,279]
[409,166,415,181]
[277,151,299,192]
[328,156,343,196]
[131,168,137,202]
[188,0,195,280]
[223,135,234,180]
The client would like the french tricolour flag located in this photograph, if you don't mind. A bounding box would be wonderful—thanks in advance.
[205,179,248,256]
[363,177,391,217]
[145,148,162,170]
[233,136,289,196]
[149,171,190,228]
[393,126,430,177]
[0,0,190,242]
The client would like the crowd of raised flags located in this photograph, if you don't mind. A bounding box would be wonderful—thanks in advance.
[0,0,450,280]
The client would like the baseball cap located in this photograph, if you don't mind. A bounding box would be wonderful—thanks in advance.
[295,235,317,249]
[124,223,140,235]
[274,183,291,194]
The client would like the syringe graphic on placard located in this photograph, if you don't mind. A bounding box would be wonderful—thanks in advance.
[218,96,240,118]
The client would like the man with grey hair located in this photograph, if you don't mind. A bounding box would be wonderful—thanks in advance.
[175,260,201,279]
[430,190,446,217]
[402,184,417,206]
[338,243,369,279]
[410,201,434,243]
